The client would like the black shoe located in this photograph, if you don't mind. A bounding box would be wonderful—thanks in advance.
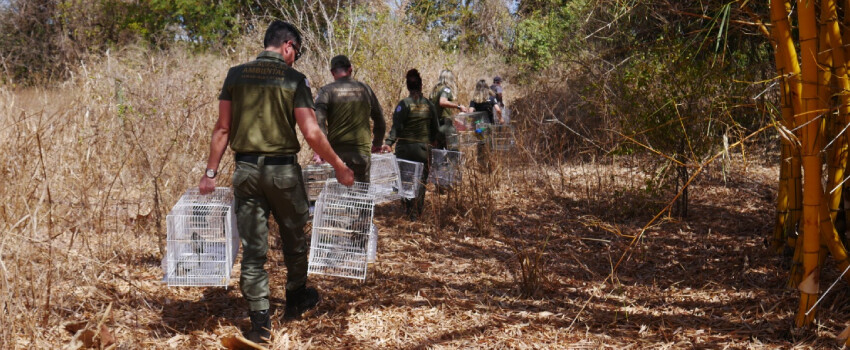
[284,286,320,320]
[245,309,271,344]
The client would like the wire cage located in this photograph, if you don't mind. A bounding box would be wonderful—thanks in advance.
[163,187,239,287]
[307,180,376,280]
[489,124,516,151]
[302,164,336,202]
[369,153,402,203]
[453,112,487,132]
[429,149,464,187]
[367,224,378,263]
[397,159,424,199]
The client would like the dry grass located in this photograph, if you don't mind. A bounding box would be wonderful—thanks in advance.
[0,36,846,349]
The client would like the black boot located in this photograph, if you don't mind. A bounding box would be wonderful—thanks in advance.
[245,309,271,344]
[284,286,320,320]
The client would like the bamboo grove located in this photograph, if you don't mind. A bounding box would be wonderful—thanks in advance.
[770,0,850,332]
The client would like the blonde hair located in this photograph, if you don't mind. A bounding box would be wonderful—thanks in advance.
[471,79,492,104]
[431,69,457,98]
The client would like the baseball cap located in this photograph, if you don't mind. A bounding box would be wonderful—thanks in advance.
[330,55,352,70]
[493,76,502,83]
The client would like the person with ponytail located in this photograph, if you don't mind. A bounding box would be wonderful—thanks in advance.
[383,69,440,220]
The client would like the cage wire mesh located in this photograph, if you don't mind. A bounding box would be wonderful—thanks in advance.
[397,159,424,199]
[308,180,376,280]
[163,187,239,287]
[302,163,335,202]
[368,224,378,263]
[369,153,402,203]
[453,112,486,132]
[429,149,464,187]
[489,124,516,151]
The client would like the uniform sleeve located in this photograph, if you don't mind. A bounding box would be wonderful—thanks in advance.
[365,83,386,147]
[386,101,407,146]
[314,86,329,135]
[218,68,235,101]
[440,88,453,102]
[427,99,440,143]
[294,77,315,109]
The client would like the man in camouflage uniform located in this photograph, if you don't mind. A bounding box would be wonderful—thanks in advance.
[199,20,354,344]
[313,55,385,182]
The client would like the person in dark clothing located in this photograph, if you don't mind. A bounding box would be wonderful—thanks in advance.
[469,79,503,172]
[313,55,386,182]
[470,79,503,125]
[382,69,440,220]
[199,20,354,344]
[490,76,504,107]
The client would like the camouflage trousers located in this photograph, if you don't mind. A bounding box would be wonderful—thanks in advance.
[231,157,310,311]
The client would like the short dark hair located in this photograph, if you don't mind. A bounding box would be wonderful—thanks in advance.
[264,20,302,48]
[406,69,422,92]
[330,55,352,71]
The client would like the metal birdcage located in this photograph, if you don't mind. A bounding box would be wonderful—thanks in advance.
[367,224,378,263]
[307,181,376,280]
[429,149,463,187]
[396,159,424,199]
[302,163,335,202]
[489,124,515,151]
[163,187,239,287]
[453,112,487,132]
[369,153,402,203]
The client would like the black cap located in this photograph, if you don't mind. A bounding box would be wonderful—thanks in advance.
[493,76,502,83]
[330,55,352,70]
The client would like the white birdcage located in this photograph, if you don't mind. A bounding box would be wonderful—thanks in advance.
[453,112,487,132]
[458,132,479,147]
[489,124,515,151]
[163,187,239,287]
[396,159,424,199]
[302,164,335,202]
[367,224,378,263]
[369,153,402,203]
[307,181,376,280]
[429,149,463,187]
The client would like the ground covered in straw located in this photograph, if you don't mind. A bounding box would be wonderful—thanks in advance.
[8,156,850,349]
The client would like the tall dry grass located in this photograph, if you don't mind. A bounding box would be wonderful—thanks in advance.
[0,12,510,345]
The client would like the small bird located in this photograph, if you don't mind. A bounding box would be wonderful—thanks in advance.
[191,231,205,256]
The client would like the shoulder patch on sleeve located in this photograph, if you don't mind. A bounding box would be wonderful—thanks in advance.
[395,105,403,112]
[304,78,310,88]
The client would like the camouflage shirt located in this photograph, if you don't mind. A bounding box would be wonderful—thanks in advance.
[385,95,439,146]
[430,84,457,122]
[219,51,314,155]
[314,76,386,155]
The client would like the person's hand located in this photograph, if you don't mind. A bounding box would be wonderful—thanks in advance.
[199,176,215,195]
[312,153,325,164]
[498,118,504,124]
[381,144,393,153]
[333,164,355,186]
[371,145,384,153]
[458,105,469,113]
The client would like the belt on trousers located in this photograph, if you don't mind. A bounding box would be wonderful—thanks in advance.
[235,153,296,165]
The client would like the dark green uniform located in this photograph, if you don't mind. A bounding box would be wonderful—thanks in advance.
[219,51,313,312]
[386,95,439,217]
[430,84,459,151]
[315,76,385,182]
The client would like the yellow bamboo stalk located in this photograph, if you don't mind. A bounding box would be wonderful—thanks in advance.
[771,0,804,250]
[771,18,793,252]
[789,229,805,288]
[796,0,822,327]
[824,0,850,222]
